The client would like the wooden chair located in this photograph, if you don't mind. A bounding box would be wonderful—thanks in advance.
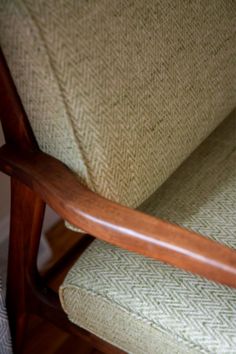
[0,1,236,353]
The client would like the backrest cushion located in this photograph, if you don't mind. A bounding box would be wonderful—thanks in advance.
[0,0,235,207]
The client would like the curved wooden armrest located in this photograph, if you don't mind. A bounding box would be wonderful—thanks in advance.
[0,144,236,288]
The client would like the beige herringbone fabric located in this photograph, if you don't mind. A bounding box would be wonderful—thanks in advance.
[0,0,236,209]
[60,112,236,354]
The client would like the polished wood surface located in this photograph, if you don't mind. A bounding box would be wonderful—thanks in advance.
[24,316,101,354]
[24,222,102,354]
[0,50,38,151]
[0,48,125,354]
[25,317,94,354]
[7,178,45,353]
[6,178,123,354]
[0,144,236,288]
[0,45,235,354]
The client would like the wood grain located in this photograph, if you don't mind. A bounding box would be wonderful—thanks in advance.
[1,45,236,354]
[0,47,125,354]
[22,221,118,354]
[7,178,45,353]
[1,144,236,288]
[0,49,38,151]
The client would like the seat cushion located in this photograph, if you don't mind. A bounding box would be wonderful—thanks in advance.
[0,0,236,209]
[60,112,236,354]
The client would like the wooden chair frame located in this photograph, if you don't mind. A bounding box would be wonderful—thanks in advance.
[0,48,236,354]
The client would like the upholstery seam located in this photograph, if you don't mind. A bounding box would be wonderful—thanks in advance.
[59,284,207,354]
[17,0,96,190]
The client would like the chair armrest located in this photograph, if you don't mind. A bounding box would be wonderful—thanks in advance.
[0,144,236,288]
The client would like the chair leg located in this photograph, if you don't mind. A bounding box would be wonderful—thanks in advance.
[7,178,45,354]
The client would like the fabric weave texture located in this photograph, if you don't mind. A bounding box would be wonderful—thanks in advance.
[0,279,12,354]
[60,113,236,354]
[0,1,235,353]
[0,0,235,209]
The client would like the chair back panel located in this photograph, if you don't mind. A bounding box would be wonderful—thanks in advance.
[0,0,235,207]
